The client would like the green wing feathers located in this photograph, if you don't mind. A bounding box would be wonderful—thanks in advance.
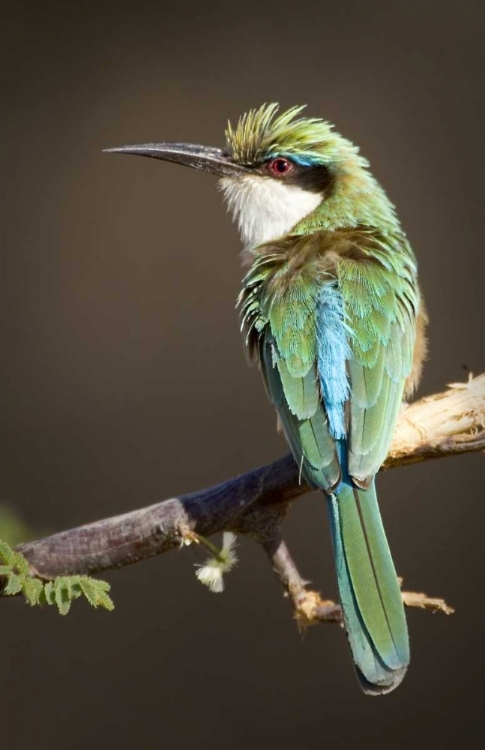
[339,252,418,485]
[260,335,340,490]
[241,230,418,492]
[241,229,419,695]
[242,247,342,491]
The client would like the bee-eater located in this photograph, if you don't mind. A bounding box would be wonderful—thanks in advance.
[106,104,427,694]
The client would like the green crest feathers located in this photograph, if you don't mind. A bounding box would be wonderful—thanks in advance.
[225,103,364,167]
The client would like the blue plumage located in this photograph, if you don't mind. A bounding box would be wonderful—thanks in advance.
[317,284,351,440]
[271,151,327,167]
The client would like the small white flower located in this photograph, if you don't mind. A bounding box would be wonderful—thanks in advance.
[195,561,225,593]
[195,532,238,593]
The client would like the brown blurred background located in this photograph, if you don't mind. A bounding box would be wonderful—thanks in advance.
[1,1,484,748]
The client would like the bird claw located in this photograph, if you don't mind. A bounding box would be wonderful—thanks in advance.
[293,589,342,630]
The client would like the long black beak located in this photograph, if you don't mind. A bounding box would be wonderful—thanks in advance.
[103,142,250,178]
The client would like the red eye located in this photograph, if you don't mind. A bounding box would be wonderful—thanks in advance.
[267,157,293,177]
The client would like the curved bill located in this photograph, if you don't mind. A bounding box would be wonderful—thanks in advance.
[103,142,250,178]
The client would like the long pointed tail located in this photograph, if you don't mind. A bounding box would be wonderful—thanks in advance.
[327,480,409,695]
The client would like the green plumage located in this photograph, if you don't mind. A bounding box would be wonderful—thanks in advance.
[242,228,416,692]
[234,106,424,694]
[328,484,408,693]
[114,102,425,696]
[241,228,418,488]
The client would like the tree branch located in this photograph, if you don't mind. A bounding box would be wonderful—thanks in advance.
[6,374,485,620]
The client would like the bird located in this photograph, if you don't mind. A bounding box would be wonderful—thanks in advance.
[106,103,427,695]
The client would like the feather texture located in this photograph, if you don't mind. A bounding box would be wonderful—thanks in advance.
[110,102,425,695]
[239,224,421,693]
[328,484,409,694]
[226,104,426,695]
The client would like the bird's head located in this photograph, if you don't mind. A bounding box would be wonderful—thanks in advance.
[106,104,394,248]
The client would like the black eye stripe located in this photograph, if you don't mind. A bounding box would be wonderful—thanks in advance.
[261,158,332,193]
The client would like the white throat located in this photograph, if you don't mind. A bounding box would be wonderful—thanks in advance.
[219,175,322,249]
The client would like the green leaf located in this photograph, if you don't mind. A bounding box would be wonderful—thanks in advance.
[0,540,14,566]
[22,577,43,606]
[93,587,115,612]
[55,579,72,615]
[78,577,98,606]
[0,538,114,614]
[78,576,114,610]
[43,581,55,605]
[12,550,29,576]
[4,573,22,595]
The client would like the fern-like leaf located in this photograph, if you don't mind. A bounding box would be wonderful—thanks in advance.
[0,540,15,566]
[55,579,72,616]
[0,539,115,615]
[4,573,22,595]
[22,576,43,606]
[42,580,55,605]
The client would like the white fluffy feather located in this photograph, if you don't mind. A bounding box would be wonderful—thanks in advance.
[219,175,322,249]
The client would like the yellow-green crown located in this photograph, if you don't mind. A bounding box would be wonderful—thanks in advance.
[225,103,365,168]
